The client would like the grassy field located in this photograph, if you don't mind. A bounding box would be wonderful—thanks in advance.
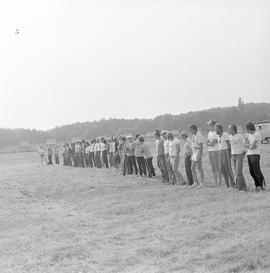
[0,148,270,273]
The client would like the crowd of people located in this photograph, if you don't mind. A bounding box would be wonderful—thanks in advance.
[38,120,266,192]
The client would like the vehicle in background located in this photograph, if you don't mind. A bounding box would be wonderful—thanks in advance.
[256,121,270,144]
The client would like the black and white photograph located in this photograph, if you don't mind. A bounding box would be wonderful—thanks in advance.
[0,0,270,272]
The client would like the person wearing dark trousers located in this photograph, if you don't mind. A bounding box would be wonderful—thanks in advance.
[155,131,169,182]
[126,135,138,175]
[180,131,194,185]
[102,140,109,168]
[245,121,266,191]
[53,145,60,164]
[139,136,155,178]
[47,147,53,165]
[134,135,147,177]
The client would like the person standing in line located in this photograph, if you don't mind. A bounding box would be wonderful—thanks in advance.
[89,140,95,168]
[53,144,60,164]
[189,124,205,189]
[180,131,194,186]
[215,123,235,187]
[70,143,75,166]
[66,143,73,167]
[126,135,138,175]
[113,137,121,169]
[207,120,221,186]
[84,142,91,167]
[228,124,247,191]
[62,144,67,166]
[81,140,86,168]
[141,136,155,178]
[38,145,47,165]
[47,146,53,165]
[155,131,169,183]
[94,138,102,168]
[245,121,266,191]
[108,138,114,168]
[167,132,185,185]
[134,135,147,178]
[161,130,171,181]
[101,139,109,168]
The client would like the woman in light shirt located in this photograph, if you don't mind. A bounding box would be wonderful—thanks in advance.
[245,122,266,191]
[228,124,247,191]
[215,123,235,187]
[207,120,221,187]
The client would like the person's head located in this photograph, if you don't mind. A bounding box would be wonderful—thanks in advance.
[127,135,133,142]
[166,131,174,140]
[161,130,168,139]
[228,124,237,135]
[189,124,198,135]
[138,135,144,142]
[207,119,217,131]
[122,136,126,142]
[215,123,223,136]
[246,121,256,134]
[135,134,140,140]
[155,131,161,139]
[96,138,100,143]
[180,130,188,140]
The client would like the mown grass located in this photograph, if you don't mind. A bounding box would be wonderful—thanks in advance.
[0,149,269,273]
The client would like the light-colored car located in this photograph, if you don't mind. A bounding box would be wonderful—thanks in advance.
[256,121,270,144]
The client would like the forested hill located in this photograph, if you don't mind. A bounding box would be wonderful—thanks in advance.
[0,102,270,148]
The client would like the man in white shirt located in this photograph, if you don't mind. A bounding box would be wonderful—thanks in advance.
[167,132,185,185]
[245,121,266,191]
[228,124,247,191]
[161,130,171,181]
[207,120,221,186]
[215,123,235,187]
[180,131,194,185]
[189,124,205,188]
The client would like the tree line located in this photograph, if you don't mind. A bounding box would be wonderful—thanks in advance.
[0,102,269,148]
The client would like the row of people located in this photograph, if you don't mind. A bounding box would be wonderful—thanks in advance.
[38,120,266,191]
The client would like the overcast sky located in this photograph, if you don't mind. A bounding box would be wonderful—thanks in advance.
[0,0,269,130]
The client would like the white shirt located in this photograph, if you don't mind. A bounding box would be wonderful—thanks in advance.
[191,132,204,161]
[90,144,95,152]
[85,146,91,154]
[164,139,170,154]
[94,143,101,152]
[183,138,193,156]
[218,132,229,151]
[169,138,180,157]
[100,143,106,152]
[207,131,219,152]
[246,132,261,155]
[229,134,245,155]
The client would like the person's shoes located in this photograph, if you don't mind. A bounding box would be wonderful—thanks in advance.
[180,181,187,185]
[197,183,203,189]
[255,187,261,192]
[190,182,197,188]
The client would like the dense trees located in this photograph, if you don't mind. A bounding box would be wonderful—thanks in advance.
[0,103,270,148]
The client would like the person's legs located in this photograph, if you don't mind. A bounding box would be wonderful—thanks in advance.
[209,151,218,186]
[131,156,138,175]
[136,157,144,176]
[185,155,193,185]
[248,155,265,189]
[159,155,169,182]
[191,161,198,185]
[235,154,247,191]
[149,157,155,177]
[145,158,152,178]
[220,151,230,187]
[173,158,185,184]
[197,159,204,185]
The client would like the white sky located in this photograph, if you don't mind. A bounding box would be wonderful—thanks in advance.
[0,0,269,130]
